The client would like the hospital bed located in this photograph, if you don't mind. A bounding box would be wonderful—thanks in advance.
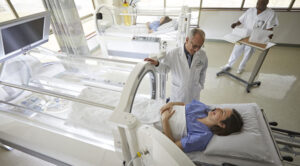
[94,5,191,59]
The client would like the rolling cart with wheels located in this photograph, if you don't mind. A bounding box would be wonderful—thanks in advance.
[216,37,274,93]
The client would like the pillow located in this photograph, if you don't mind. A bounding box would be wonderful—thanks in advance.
[203,103,273,163]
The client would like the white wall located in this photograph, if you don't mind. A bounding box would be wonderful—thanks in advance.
[199,10,300,45]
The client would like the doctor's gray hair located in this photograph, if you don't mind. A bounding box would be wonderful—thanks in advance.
[188,28,205,41]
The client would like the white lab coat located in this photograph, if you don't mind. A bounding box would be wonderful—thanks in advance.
[156,46,208,104]
[239,8,279,32]
[228,8,279,69]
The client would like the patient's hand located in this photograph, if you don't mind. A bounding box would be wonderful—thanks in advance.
[161,108,175,121]
[160,102,184,114]
[160,102,174,114]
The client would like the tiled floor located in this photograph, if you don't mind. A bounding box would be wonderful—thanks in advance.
[0,41,299,165]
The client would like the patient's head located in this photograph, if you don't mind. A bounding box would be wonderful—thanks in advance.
[209,108,243,136]
[160,16,172,25]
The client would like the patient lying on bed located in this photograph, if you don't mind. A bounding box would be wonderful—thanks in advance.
[160,100,243,153]
[146,16,172,33]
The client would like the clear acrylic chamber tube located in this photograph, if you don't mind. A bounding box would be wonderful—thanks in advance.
[95,5,191,59]
[0,47,157,155]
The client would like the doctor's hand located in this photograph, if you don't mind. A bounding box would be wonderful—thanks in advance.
[144,58,159,66]
[161,108,175,121]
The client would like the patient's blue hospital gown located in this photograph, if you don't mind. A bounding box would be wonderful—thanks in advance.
[181,100,213,153]
[149,21,160,31]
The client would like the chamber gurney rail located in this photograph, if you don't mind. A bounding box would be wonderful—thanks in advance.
[0,81,115,110]
[267,116,300,163]
[269,123,300,161]
[261,108,300,165]
[37,46,139,65]
[0,138,71,166]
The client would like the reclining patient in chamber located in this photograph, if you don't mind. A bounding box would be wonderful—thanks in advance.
[66,87,243,153]
[158,100,244,153]
[146,16,172,33]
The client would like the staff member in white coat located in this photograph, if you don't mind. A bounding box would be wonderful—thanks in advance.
[222,0,279,74]
[145,28,207,104]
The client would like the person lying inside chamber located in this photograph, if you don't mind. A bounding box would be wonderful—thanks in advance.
[159,100,244,152]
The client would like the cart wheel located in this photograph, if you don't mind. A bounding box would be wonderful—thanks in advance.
[246,88,250,93]
[216,73,220,77]
[269,122,278,126]
[0,145,13,151]
[283,156,293,162]
[257,82,261,86]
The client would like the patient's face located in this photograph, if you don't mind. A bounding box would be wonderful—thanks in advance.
[208,108,233,125]
[159,17,165,24]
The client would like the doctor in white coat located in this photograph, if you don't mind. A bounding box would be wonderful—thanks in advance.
[222,0,279,74]
[145,28,207,104]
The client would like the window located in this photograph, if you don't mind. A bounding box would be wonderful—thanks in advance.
[74,0,95,36]
[166,0,200,7]
[41,34,60,51]
[293,0,300,8]
[0,1,16,22]
[81,17,95,36]
[74,0,94,17]
[136,0,164,8]
[244,0,291,8]
[202,0,243,8]
[136,16,159,24]
[190,10,199,25]
[10,0,45,17]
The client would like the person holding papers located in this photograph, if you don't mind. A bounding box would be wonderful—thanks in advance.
[222,0,279,74]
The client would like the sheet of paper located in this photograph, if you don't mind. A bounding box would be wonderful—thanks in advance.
[223,28,249,43]
[232,28,249,37]
[249,29,273,44]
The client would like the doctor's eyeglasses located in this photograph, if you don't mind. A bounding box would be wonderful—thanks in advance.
[189,40,202,50]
